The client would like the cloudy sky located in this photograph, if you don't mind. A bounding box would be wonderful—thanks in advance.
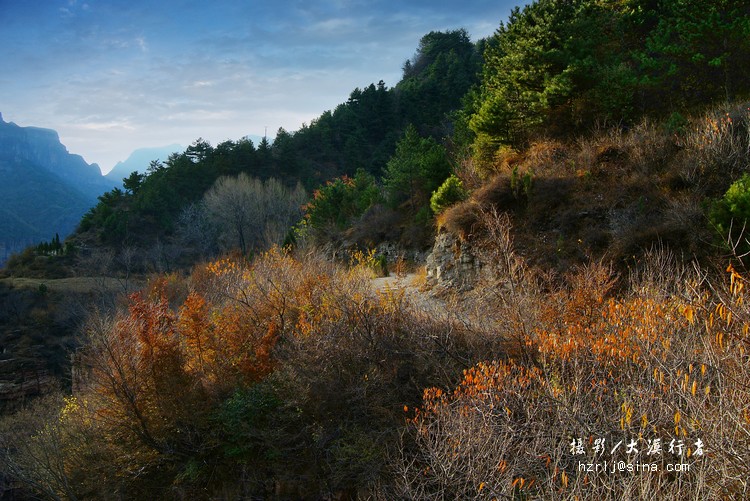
[1,0,518,173]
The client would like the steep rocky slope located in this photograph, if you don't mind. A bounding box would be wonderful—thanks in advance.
[0,113,113,263]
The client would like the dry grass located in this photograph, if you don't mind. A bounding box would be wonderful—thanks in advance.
[393,230,750,500]
[680,102,750,189]
[0,276,142,295]
[409,266,428,289]
[437,199,481,239]
[443,108,735,273]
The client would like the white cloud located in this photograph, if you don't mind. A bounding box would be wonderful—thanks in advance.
[309,17,358,34]
[71,120,136,132]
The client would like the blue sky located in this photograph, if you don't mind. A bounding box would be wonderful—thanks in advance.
[1,0,518,173]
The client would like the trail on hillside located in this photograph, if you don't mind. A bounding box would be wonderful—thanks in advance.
[370,273,481,333]
[371,273,435,311]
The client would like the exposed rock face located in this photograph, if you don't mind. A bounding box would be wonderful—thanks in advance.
[0,363,57,412]
[319,240,429,266]
[425,232,482,289]
[374,241,429,264]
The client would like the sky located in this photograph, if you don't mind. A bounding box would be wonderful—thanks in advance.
[0,0,519,174]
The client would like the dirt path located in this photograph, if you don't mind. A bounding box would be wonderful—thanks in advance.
[370,273,419,293]
[370,273,486,334]
[370,272,457,320]
[0,276,142,294]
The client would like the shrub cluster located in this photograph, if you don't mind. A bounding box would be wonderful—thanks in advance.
[0,248,473,499]
[430,174,467,215]
[392,222,750,499]
[710,173,750,259]
[3,213,749,499]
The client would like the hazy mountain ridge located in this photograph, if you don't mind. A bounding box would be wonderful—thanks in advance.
[0,113,114,263]
[105,144,184,185]
[0,113,111,197]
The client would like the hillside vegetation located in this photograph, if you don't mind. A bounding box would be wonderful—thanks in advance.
[1,246,748,499]
[2,0,750,499]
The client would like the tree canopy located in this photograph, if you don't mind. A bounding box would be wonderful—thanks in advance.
[470,0,750,148]
[76,29,483,253]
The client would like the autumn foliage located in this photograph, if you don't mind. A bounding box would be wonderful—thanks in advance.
[1,248,474,498]
[398,252,750,500]
[2,235,750,499]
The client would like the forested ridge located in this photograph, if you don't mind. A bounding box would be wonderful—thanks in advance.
[2,1,750,499]
[31,28,481,265]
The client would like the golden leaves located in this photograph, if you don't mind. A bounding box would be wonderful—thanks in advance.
[681,305,695,324]
[533,296,677,369]
[620,402,633,430]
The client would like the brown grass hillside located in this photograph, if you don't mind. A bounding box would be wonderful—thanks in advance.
[441,104,750,274]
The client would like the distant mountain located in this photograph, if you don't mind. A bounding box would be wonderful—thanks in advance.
[105,144,183,186]
[0,112,113,264]
[0,156,93,262]
[0,113,112,198]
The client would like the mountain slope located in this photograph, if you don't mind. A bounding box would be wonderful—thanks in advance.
[0,113,111,197]
[0,113,111,263]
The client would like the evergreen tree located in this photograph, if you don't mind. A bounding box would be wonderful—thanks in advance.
[384,125,451,214]
[636,0,750,108]
[470,0,750,153]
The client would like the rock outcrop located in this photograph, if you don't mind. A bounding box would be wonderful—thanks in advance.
[425,232,483,289]
[374,241,429,264]
[0,362,57,412]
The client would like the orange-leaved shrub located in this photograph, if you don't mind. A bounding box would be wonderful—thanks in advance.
[395,253,749,499]
[1,247,476,499]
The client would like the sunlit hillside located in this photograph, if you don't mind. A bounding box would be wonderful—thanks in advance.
[2,0,750,499]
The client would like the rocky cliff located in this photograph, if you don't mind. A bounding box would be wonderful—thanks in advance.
[0,113,113,264]
[0,113,111,198]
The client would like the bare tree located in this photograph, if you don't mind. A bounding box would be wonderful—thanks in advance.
[116,246,139,293]
[176,202,219,258]
[202,174,306,254]
[261,178,307,248]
